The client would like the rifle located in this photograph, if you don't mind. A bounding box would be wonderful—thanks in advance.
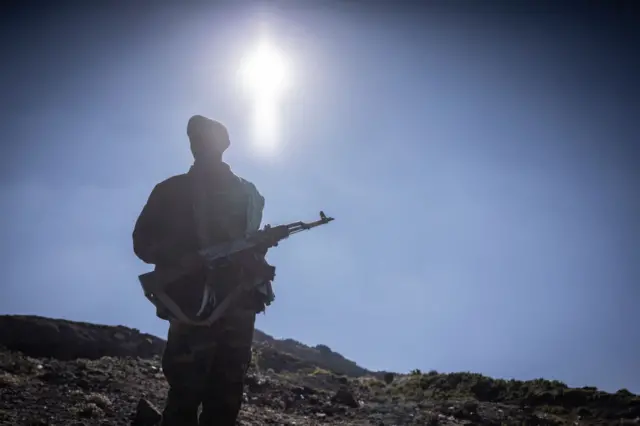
[138,211,334,326]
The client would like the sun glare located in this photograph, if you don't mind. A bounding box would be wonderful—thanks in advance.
[240,41,290,98]
[238,39,292,151]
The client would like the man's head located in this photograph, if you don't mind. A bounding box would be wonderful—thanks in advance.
[187,115,230,162]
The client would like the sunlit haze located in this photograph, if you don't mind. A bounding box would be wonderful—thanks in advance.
[1,1,638,394]
[238,37,292,151]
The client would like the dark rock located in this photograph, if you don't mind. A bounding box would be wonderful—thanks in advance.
[524,390,558,405]
[307,395,321,405]
[245,374,268,393]
[460,400,482,420]
[559,388,592,407]
[471,380,502,402]
[40,370,75,384]
[283,395,297,411]
[577,406,592,417]
[383,372,395,385]
[0,315,165,361]
[331,388,359,408]
[293,385,317,396]
[322,404,347,416]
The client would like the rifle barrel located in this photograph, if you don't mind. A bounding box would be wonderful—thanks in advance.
[286,213,334,235]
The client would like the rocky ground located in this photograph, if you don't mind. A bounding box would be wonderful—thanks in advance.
[0,315,639,425]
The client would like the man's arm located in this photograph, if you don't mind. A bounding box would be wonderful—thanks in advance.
[243,179,267,256]
[132,183,175,265]
[243,179,265,233]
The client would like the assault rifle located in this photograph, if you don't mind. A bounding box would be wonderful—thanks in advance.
[138,211,334,326]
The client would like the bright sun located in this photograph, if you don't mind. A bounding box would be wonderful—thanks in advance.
[238,39,292,150]
[240,41,290,98]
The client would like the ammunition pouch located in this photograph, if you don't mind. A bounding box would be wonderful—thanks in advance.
[251,280,275,313]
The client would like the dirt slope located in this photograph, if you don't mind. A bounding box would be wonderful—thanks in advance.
[0,315,638,425]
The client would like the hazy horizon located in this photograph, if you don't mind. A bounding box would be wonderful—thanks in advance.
[1,1,638,393]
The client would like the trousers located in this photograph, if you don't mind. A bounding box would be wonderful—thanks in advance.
[160,308,256,426]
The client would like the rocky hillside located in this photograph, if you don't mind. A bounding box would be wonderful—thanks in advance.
[252,329,370,378]
[0,315,368,377]
[1,315,639,425]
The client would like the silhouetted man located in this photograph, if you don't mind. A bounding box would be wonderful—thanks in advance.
[132,115,273,426]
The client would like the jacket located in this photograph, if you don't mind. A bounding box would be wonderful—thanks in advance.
[132,162,272,318]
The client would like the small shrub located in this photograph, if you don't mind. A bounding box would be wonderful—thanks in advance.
[310,367,331,376]
[559,388,592,407]
[616,388,634,398]
[85,393,112,409]
[383,372,395,385]
[72,402,104,419]
[370,379,385,389]
[0,373,21,387]
[540,405,567,415]
[315,344,332,354]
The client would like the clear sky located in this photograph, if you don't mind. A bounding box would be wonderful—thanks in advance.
[1,1,638,393]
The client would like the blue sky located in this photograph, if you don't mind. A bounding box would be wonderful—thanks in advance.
[1,2,638,393]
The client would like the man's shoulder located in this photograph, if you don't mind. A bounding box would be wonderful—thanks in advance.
[237,176,264,203]
[226,163,262,198]
[235,176,265,229]
[153,173,190,194]
[237,176,261,194]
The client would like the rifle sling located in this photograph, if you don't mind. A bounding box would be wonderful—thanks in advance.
[141,271,255,327]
